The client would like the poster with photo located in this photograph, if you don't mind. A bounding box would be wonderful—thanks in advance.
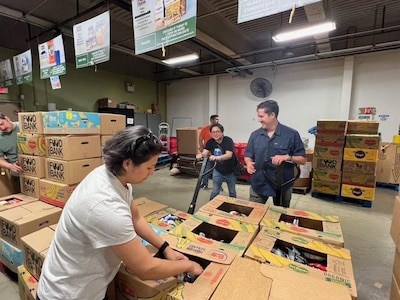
[73,11,110,69]
[38,34,67,79]
[132,0,197,54]
[50,76,62,89]
[13,49,33,85]
[0,59,14,87]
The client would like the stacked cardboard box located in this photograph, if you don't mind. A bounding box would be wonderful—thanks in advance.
[376,142,400,184]
[341,121,379,201]
[390,193,400,300]
[312,120,347,195]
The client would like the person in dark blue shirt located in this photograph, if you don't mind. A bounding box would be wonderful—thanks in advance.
[244,100,306,207]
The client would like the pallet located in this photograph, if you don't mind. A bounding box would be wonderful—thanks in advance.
[311,191,372,208]
[156,154,172,167]
[293,186,310,195]
[376,182,399,191]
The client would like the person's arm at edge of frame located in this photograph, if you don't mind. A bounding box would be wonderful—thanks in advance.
[0,157,22,173]
[110,202,203,281]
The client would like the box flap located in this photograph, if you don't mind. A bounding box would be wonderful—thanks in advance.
[133,197,168,217]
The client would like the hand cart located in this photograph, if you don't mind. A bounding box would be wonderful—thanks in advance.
[262,160,300,208]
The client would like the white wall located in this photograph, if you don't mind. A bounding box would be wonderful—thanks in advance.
[166,49,400,146]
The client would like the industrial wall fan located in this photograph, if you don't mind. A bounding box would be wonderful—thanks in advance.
[250,78,273,98]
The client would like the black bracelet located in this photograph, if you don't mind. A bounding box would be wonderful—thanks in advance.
[158,241,169,254]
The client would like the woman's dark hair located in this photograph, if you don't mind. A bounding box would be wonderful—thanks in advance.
[103,125,162,176]
[209,123,224,133]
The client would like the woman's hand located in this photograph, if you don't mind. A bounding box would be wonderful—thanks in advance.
[164,247,189,261]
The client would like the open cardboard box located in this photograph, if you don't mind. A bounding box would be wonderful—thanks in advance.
[261,205,344,247]
[145,207,191,232]
[0,193,38,212]
[169,211,258,256]
[210,256,351,300]
[133,197,168,217]
[244,227,357,299]
[198,195,268,225]
[116,234,236,300]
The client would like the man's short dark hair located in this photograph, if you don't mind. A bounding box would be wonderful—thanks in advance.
[257,100,279,117]
[210,114,219,122]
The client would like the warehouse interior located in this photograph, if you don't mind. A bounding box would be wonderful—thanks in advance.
[0,1,399,300]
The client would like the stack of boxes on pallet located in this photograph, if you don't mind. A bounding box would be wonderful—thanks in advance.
[341,121,380,201]
[176,127,202,175]
[312,120,347,195]
[0,111,126,300]
[114,195,355,300]
[390,190,400,300]
[312,120,380,203]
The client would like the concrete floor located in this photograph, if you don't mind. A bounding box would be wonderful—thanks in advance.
[1,165,397,300]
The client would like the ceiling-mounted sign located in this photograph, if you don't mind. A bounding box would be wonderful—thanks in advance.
[73,11,110,69]
[238,0,321,23]
[132,0,197,55]
[0,59,14,87]
[38,35,67,79]
[13,49,33,85]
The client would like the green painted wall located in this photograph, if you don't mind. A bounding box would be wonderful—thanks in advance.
[0,46,165,119]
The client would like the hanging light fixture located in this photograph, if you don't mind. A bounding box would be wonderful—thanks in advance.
[273,21,336,42]
[162,53,199,65]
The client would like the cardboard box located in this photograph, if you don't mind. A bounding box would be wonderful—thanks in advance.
[341,184,375,201]
[170,212,258,256]
[100,113,126,135]
[133,197,168,217]
[342,160,377,175]
[346,120,379,134]
[0,171,18,197]
[116,234,235,300]
[244,227,357,299]
[316,120,347,134]
[210,256,351,300]
[17,133,46,156]
[42,111,101,134]
[315,133,346,147]
[145,207,191,232]
[312,169,342,183]
[393,247,400,286]
[391,196,400,250]
[0,237,23,272]
[18,265,38,300]
[18,112,44,134]
[376,143,400,184]
[19,155,46,178]
[314,146,343,159]
[45,157,102,185]
[343,148,378,162]
[345,134,380,149]
[176,127,201,155]
[294,149,313,188]
[101,135,113,147]
[20,175,41,199]
[45,135,101,160]
[261,205,344,247]
[311,180,341,195]
[341,172,376,188]
[21,225,56,280]
[39,179,77,208]
[313,157,342,172]
[0,201,61,248]
[98,98,117,108]
[198,195,267,225]
[0,193,38,212]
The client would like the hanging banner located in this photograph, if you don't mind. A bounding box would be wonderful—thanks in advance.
[73,11,110,69]
[38,35,67,79]
[132,0,197,55]
[0,59,14,87]
[238,0,321,23]
[13,49,33,85]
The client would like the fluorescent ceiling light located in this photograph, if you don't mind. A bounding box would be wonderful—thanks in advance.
[273,22,336,42]
[162,53,199,65]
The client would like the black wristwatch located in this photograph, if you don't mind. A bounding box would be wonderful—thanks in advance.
[155,241,169,258]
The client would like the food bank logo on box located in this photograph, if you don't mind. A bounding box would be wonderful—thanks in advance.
[22,178,36,194]
[1,220,16,244]
[47,139,63,157]
[22,115,38,131]
[21,157,37,173]
[24,246,43,278]
[48,162,64,179]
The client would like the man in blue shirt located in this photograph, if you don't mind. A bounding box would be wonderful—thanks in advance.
[244,100,306,207]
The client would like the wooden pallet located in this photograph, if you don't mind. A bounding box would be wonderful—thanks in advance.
[376,182,399,191]
[293,186,310,195]
[311,191,372,208]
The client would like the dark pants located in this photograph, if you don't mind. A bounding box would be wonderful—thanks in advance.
[37,294,108,300]
[249,185,293,208]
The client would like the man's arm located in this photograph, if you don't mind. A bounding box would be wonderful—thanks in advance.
[0,157,22,172]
